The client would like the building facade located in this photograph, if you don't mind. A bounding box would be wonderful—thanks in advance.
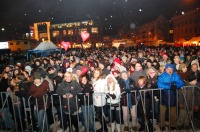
[50,20,102,48]
[33,22,51,42]
[8,40,38,51]
[134,16,172,46]
[173,8,200,42]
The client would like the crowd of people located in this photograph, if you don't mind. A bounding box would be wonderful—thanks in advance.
[0,45,200,132]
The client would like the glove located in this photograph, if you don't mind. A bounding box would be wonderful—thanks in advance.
[106,94,110,98]
[110,94,116,99]
[125,89,131,93]
[15,91,20,97]
[170,83,177,91]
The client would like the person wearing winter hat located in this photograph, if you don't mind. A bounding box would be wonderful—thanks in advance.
[61,59,70,73]
[157,63,184,130]
[112,58,126,73]
[71,65,82,83]
[114,58,121,65]
[178,75,200,128]
[25,65,32,76]
[105,74,121,132]
[159,53,169,66]
[29,71,50,131]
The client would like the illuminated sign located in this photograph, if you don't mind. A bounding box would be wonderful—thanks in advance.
[0,42,9,49]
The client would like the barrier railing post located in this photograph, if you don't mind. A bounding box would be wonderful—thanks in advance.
[181,87,195,132]
[51,94,56,132]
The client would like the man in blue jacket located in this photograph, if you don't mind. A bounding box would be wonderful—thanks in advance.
[157,64,184,130]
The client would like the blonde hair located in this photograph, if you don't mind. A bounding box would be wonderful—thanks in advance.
[105,74,117,91]
[93,68,104,80]
[107,77,116,91]
[107,83,115,91]
[159,65,165,73]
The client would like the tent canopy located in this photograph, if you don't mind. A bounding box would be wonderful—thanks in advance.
[34,41,59,51]
[27,41,61,59]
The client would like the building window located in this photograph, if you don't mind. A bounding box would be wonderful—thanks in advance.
[88,21,94,26]
[68,29,73,35]
[169,30,173,34]
[52,31,60,37]
[24,41,28,44]
[91,27,98,34]
[10,43,13,45]
[67,23,73,28]
[82,21,88,26]
[75,22,80,27]
[63,30,67,35]
[81,28,87,32]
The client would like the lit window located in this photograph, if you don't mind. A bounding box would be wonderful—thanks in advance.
[81,28,87,32]
[52,31,60,37]
[91,27,98,34]
[67,24,72,27]
[63,30,67,35]
[68,29,73,35]
[88,21,94,25]
[169,30,173,34]
[75,22,80,27]
[82,21,88,26]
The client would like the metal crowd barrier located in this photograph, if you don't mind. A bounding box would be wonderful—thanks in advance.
[0,86,199,132]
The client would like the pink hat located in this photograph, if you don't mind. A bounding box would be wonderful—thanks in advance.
[114,58,121,65]
[162,53,168,57]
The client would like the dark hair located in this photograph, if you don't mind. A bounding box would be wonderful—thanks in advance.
[47,67,55,72]
[113,70,120,74]
[23,70,29,76]
[16,74,26,81]
[137,76,146,86]
[80,75,89,84]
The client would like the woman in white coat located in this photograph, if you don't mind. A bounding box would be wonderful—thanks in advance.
[92,68,108,132]
[105,74,121,132]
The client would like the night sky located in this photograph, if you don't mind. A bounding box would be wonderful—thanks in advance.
[0,0,199,40]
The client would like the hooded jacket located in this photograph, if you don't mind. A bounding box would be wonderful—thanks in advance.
[157,66,184,106]
[105,74,121,104]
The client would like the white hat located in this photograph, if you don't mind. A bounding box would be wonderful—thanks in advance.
[25,66,32,75]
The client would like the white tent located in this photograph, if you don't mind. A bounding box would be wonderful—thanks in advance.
[33,41,59,51]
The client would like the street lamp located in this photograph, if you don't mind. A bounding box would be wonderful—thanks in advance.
[1,28,5,31]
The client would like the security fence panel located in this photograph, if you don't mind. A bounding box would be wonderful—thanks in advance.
[0,87,200,131]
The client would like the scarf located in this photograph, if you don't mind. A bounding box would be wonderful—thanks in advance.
[123,79,132,108]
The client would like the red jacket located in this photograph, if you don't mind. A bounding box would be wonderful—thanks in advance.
[29,80,50,110]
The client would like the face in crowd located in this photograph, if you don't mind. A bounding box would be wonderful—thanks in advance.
[64,72,73,82]
[107,76,114,84]
[121,72,128,81]
[166,67,173,76]
[191,64,198,72]
[135,63,142,71]
[93,69,101,79]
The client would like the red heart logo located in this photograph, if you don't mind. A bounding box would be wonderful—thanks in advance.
[81,31,90,42]
[61,41,70,51]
